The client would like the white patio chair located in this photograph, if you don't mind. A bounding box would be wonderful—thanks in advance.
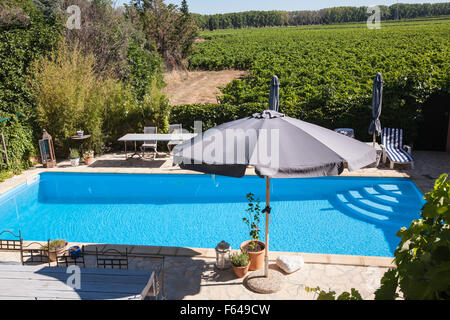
[141,127,157,159]
[167,124,183,153]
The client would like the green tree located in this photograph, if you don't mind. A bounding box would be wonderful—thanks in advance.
[131,0,197,69]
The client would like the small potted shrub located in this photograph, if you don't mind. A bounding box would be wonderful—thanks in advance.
[41,239,67,262]
[82,150,94,165]
[231,251,250,278]
[69,148,80,167]
[240,193,266,271]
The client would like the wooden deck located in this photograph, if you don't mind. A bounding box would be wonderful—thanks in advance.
[0,264,155,300]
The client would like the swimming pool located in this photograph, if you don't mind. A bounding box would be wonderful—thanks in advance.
[0,172,425,257]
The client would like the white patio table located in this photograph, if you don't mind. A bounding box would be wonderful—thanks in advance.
[0,264,155,300]
[118,133,197,159]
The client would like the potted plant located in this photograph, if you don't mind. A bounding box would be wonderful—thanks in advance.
[41,239,67,262]
[82,150,94,165]
[69,148,80,167]
[240,192,266,271]
[231,251,250,278]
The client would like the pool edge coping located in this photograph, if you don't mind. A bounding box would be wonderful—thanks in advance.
[0,167,414,198]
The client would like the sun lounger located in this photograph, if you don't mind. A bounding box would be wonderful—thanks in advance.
[380,128,414,169]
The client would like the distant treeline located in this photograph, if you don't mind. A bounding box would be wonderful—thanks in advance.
[192,3,450,30]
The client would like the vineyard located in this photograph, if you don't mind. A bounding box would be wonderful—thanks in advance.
[183,18,450,144]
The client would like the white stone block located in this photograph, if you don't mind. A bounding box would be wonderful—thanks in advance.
[276,255,304,274]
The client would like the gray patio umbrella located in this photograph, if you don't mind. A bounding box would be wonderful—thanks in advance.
[173,110,376,292]
[268,76,280,112]
[369,73,383,147]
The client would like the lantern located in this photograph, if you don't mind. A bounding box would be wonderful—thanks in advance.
[39,129,56,168]
[215,240,231,270]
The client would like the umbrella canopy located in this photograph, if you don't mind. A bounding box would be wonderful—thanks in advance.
[173,110,376,178]
[369,73,383,139]
[268,76,280,112]
[173,110,376,287]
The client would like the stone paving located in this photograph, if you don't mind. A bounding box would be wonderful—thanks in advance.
[0,250,389,300]
[0,150,448,300]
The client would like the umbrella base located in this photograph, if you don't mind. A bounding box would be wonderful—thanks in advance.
[245,269,283,294]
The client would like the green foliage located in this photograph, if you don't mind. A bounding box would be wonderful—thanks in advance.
[64,0,140,79]
[375,174,450,300]
[82,150,94,161]
[230,251,250,267]
[0,117,34,172]
[189,19,450,144]
[68,148,79,159]
[41,239,66,251]
[31,43,104,156]
[101,77,170,151]
[305,286,363,300]
[169,103,266,132]
[242,192,262,250]
[130,0,198,69]
[100,80,142,151]
[126,40,163,101]
[0,0,62,174]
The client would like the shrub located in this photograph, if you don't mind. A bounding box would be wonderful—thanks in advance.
[41,239,66,251]
[375,173,450,300]
[231,251,250,267]
[68,148,79,159]
[168,103,266,132]
[31,42,103,156]
[0,0,62,172]
[126,40,163,101]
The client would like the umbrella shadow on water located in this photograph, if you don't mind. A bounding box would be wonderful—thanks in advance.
[326,191,418,255]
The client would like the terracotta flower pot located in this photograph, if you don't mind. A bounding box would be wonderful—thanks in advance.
[48,243,67,262]
[240,240,265,271]
[232,263,250,278]
[84,157,94,165]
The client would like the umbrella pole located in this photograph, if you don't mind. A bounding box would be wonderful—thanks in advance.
[264,177,270,278]
[373,133,376,148]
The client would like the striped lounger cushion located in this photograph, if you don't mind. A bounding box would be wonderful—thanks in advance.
[382,128,413,163]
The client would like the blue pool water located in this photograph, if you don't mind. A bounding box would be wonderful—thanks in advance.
[0,172,425,257]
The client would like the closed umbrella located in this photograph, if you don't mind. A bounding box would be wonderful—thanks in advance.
[369,73,383,147]
[173,110,376,292]
[268,76,280,112]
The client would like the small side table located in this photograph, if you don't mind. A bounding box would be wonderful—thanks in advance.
[71,134,91,155]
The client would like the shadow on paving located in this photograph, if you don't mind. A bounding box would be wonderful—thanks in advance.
[88,159,168,168]
[18,244,206,300]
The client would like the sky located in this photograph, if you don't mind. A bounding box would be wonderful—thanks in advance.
[112,0,449,14]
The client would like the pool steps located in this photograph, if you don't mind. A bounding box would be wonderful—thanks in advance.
[335,184,422,225]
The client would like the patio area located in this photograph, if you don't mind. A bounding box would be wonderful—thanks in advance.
[0,244,390,300]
